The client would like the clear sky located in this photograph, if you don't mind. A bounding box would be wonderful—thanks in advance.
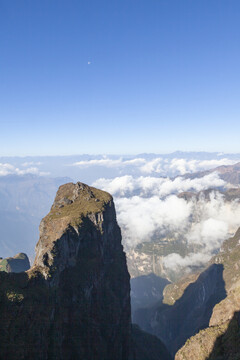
[1,0,240,156]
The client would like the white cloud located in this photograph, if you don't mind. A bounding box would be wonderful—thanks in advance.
[0,163,15,176]
[116,195,192,247]
[93,173,240,273]
[22,161,42,167]
[121,191,240,271]
[0,163,48,176]
[72,157,146,169]
[71,154,240,274]
[114,190,240,250]
[93,173,225,198]
[140,158,163,174]
[195,158,236,170]
[163,252,212,272]
[141,158,237,175]
[186,192,240,251]
[71,156,238,177]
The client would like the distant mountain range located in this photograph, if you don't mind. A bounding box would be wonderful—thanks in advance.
[184,161,240,185]
[1,152,240,181]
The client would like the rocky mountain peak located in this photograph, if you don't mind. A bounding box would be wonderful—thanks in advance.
[33,182,113,280]
[0,181,172,360]
[51,181,111,209]
[0,181,133,359]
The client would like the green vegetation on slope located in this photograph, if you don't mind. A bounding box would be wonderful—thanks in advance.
[47,182,112,227]
[175,228,240,359]
[0,253,30,273]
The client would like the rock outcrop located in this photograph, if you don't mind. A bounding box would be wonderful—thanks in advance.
[0,252,30,273]
[0,182,131,359]
[175,227,240,360]
[0,182,171,360]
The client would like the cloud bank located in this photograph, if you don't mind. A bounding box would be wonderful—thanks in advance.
[73,156,237,177]
[0,163,48,176]
[93,173,240,273]
[115,195,192,247]
[73,157,146,169]
[114,191,240,249]
[93,173,225,198]
[162,192,240,272]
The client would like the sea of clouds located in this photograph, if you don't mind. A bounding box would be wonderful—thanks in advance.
[93,171,240,272]
[92,173,225,198]
[73,156,237,177]
[0,154,238,179]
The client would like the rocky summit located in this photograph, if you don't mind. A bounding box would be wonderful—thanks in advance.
[0,182,131,359]
[0,182,171,360]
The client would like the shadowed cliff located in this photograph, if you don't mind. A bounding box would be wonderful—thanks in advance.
[131,273,170,316]
[0,182,171,360]
[131,325,172,360]
[134,264,227,356]
[0,182,131,359]
[175,228,240,360]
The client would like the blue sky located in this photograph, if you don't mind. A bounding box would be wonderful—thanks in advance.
[1,0,240,155]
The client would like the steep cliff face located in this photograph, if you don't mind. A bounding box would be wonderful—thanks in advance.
[133,227,240,359]
[0,181,171,360]
[133,264,226,356]
[175,227,240,360]
[130,325,172,360]
[131,273,170,317]
[0,182,131,360]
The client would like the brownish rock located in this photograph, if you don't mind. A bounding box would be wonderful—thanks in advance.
[0,182,131,360]
[175,228,240,360]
